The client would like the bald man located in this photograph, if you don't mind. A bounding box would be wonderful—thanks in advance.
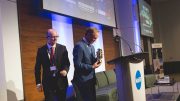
[72,27,101,101]
[35,29,70,101]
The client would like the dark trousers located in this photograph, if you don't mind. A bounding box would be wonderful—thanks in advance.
[75,79,96,101]
[44,88,67,101]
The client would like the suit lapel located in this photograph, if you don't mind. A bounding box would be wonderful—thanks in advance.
[54,44,58,66]
[44,45,51,62]
[82,40,92,56]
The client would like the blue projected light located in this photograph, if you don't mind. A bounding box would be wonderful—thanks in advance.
[132,0,137,5]
[131,0,141,53]
[51,14,72,24]
[90,23,102,30]
[134,21,141,52]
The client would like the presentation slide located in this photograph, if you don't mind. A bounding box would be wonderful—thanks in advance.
[42,0,116,27]
[138,0,154,37]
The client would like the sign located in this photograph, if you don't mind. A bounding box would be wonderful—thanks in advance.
[135,70,142,90]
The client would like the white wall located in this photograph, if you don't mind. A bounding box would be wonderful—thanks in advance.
[0,1,7,101]
[1,0,24,100]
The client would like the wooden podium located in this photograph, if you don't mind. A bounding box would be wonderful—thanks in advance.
[107,52,148,101]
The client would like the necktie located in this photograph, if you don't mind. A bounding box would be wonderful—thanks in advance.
[50,47,55,65]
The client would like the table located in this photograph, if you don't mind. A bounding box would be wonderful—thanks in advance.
[154,79,178,93]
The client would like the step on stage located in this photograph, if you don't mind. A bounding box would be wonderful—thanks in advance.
[146,92,180,101]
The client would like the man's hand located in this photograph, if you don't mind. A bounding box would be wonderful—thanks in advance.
[60,70,67,77]
[36,84,43,92]
[92,61,102,69]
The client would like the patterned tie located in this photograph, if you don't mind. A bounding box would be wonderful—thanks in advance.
[50,47,55,65]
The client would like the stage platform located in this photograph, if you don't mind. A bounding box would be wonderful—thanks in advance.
[146,92,180,101]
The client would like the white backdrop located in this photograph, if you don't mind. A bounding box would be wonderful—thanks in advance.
[0,0,24,100]
[0,1,7,101]
[52,14,105,85]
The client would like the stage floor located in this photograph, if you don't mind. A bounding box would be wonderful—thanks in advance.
[146,92,180,101]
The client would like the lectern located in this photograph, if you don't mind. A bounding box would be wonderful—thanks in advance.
[107,52,148,101]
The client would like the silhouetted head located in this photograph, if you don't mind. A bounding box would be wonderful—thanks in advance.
[84,27,99,44]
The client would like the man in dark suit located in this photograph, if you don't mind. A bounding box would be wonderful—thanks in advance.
[72,27,101,101]
[35,29,70,101]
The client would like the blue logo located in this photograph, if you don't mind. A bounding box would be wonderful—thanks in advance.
[135,70,142,90]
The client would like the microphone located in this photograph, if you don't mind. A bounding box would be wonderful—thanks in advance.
[116,35,145,61]
[115,35,144,53]
[113,28,144,53]
[132,39,144,53]
[114,35,134,55]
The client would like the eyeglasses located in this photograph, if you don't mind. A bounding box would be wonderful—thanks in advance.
[47,36,59,39]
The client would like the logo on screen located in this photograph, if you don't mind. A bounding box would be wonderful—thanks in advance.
[135,70,142,90]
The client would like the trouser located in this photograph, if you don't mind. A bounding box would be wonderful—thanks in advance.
[76,79,96,101]
[44,87,67,101]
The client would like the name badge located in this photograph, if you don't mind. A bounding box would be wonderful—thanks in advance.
[50,66,57,71]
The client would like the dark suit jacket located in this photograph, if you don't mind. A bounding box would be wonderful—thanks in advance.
[72,39,97,85]
[35,43,70,90]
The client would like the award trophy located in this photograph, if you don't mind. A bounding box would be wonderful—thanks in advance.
[96,49,103,63]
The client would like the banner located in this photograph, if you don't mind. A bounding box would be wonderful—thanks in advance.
[152,43,164,78]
